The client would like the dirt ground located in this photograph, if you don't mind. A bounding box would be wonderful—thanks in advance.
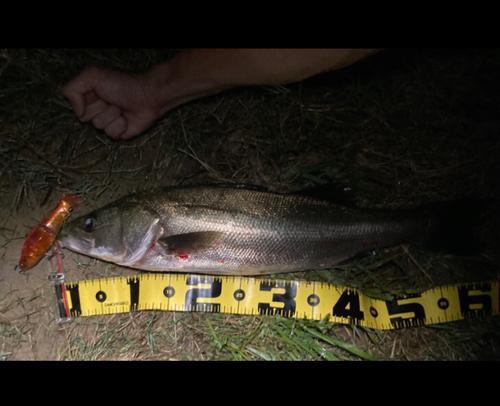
[2,49,500,360]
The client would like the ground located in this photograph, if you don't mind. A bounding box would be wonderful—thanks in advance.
[2,49,500,360]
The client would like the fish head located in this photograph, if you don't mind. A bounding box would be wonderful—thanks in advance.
[57,201,162,266]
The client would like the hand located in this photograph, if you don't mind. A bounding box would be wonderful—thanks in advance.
[63,67,163,139]
[63,50,382,140]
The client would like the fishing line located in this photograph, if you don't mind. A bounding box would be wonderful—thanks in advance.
[53,241,70,320]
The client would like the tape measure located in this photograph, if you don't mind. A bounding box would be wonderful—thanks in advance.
[48,273,500,330]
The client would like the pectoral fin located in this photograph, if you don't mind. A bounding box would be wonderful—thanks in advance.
[158,231,224,255]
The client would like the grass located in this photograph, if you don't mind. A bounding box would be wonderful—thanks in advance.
[60,311,379,360]
[2,48,500,360]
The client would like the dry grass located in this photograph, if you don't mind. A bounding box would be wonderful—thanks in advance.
[2,48,500,360]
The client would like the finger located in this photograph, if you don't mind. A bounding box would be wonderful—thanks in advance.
[119,117,156,140]
[104,116,127,139]
[92,105,122,130]
[62,67,108,118]
[84,90,100,105]
[80,98,109,122]
[62,85,86,118]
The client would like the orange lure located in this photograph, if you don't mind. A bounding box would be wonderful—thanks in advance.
[19,193,83,272]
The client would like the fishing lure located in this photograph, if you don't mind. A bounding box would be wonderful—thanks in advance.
[19,193,82,272]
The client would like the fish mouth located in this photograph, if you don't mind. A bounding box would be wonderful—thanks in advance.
[57,230,94,253]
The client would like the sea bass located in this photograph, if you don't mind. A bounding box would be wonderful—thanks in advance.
[57,184,498,275]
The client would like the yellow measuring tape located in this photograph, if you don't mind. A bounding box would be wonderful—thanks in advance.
[49,273,499,330]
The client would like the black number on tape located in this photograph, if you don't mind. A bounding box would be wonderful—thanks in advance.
[258,281,297,316]
[185,276,222,312]
[458,282,493,318]
[386,295,426,328]
[332,290,364,323]
[66,284,81,317]
[127,278,140,311]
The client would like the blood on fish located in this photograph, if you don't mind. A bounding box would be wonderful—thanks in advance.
[19,193,82,272]
[178,253,189,260]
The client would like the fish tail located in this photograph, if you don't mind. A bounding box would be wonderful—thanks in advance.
[423,198,500,256]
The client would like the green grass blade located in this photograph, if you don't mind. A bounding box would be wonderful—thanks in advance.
[245,346,274,360]
[302,326,377,360]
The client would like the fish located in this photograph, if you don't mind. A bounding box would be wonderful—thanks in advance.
[56,184,500,276]
[19,193,83,272]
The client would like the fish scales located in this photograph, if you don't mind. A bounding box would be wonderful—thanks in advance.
[58,185,431,275]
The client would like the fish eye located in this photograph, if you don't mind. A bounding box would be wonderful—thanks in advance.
[83,217,95,232]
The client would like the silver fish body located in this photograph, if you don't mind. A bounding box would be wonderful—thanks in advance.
[57,184,439,275]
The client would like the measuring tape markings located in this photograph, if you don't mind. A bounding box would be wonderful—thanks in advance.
[58,274,500,330]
